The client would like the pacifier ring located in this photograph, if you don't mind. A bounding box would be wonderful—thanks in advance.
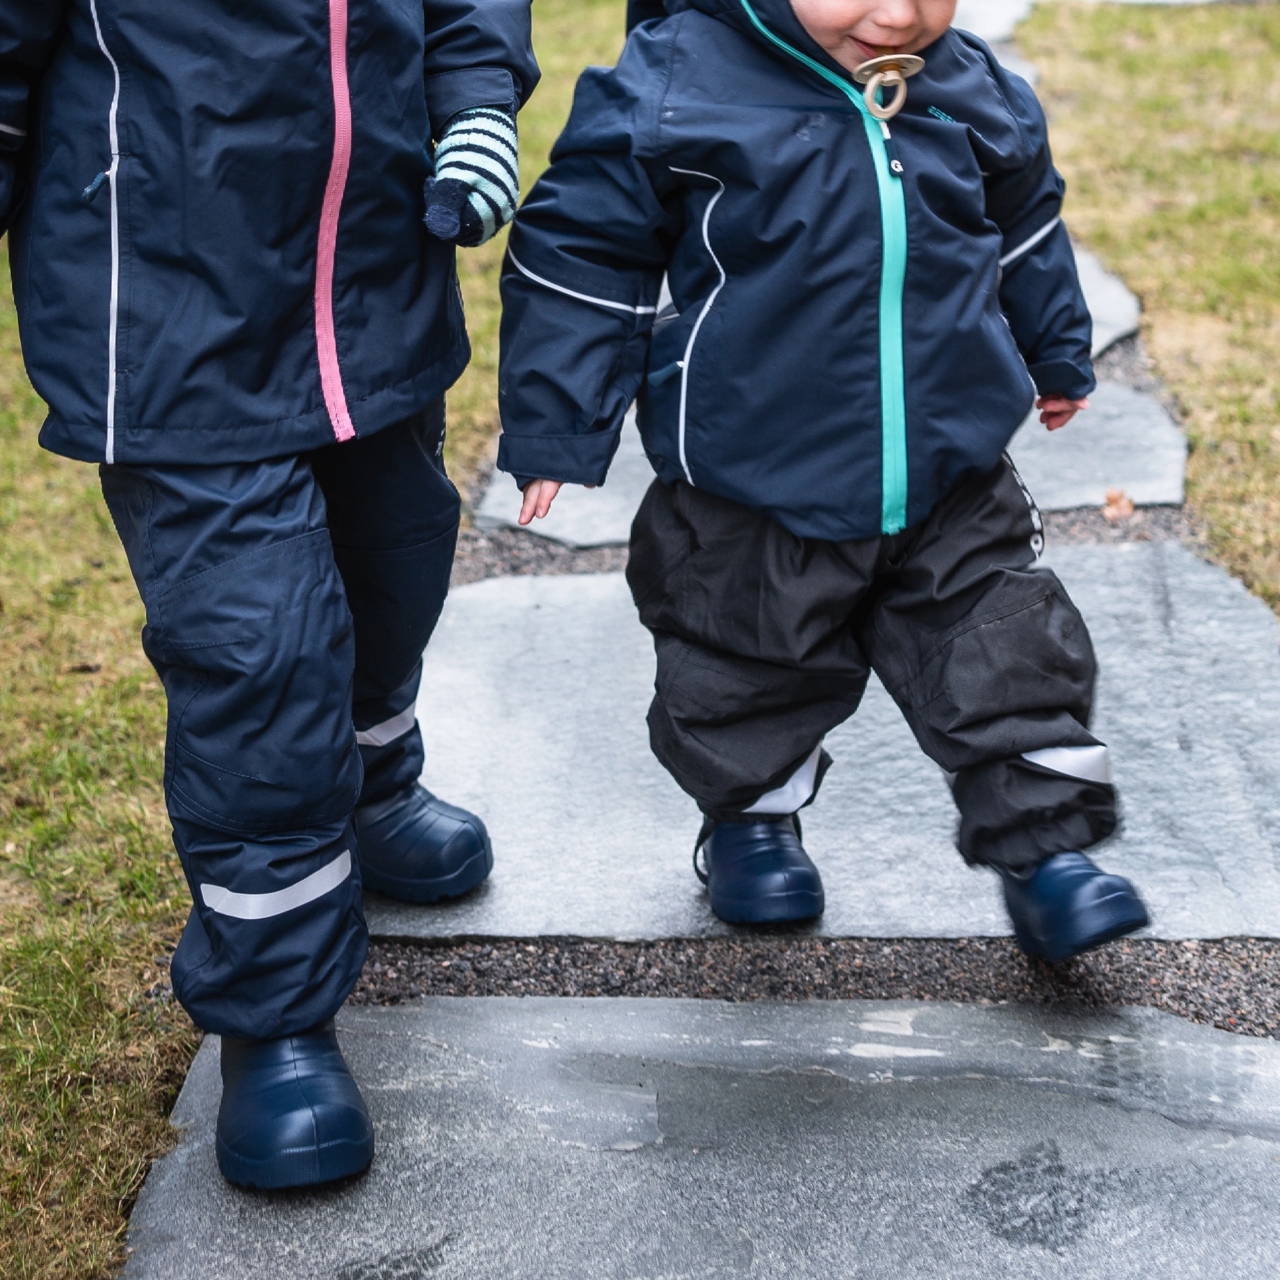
[852,53,925,122]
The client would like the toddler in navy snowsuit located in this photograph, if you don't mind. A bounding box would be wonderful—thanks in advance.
[0,0,537,1188]
[497,0,1149,953]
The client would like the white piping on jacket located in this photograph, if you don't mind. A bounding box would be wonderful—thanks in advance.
[669,168,727,485]
[200,850,353,921]
[507,249,657,315]
[89,0,122,465]
[0,122,26,138]
[355,705,417,748]
[1022,744,1112,786]
[998,215,1061,269]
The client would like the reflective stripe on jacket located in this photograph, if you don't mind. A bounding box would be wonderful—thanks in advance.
[0,1,538,464]
[497,0,1092,542]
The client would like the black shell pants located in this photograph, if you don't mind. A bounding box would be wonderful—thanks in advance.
[100,401,458,1038]
[626,460,1117,872]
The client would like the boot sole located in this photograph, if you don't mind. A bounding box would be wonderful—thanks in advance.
[710,888,825,926]
[1013,894,1150,965]
[216,1131,374,1190]
[359,840,494,905]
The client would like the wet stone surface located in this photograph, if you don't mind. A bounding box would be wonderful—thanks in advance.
[124,999,1280,1280]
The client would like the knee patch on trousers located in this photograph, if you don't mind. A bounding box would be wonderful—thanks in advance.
[151,530,362,833]
[894,570,1098,772]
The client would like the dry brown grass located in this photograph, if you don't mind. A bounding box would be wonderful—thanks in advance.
[1020,0,1280,607]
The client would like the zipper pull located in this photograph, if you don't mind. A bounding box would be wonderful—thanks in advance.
[82,171,108,204]
[880,121,904,177]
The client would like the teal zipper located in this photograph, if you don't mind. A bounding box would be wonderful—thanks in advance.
[737,0,909,534]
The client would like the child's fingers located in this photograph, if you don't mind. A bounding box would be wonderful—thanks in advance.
[518,482,542,526]
[537,484,556,519]
[518,480,563,524]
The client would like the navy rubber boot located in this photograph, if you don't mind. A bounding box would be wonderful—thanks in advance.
[353,782,493,904]
[696,816,825,924]
[216,1021,374,1189]
[1000,851,1150,964]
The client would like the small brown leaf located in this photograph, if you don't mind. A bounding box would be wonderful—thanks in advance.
[1102,487,1135,524]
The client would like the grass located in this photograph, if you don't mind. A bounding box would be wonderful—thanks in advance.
[444,0,628,492]
[0,3,627,1275]
[1019,0,1280,608]
[0,270,196,1277]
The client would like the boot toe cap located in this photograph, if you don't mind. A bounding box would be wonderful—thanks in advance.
[1004,853,1149,963]
[356,784,493,903]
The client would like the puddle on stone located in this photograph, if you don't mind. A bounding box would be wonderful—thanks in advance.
[962,1141,1114,1252]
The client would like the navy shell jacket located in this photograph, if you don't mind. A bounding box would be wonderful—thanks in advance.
[0,1,538,466]
[497,0,1093,542]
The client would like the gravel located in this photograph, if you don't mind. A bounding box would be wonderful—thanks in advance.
[451,525,627,587]
[351,937,1279,1040]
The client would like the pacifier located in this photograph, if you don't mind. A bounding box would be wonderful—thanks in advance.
[852,51,925,121]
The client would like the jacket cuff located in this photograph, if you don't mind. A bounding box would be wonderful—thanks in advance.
[1028,358,1096,400]
[425,68,516,132]
[497,428,621,487]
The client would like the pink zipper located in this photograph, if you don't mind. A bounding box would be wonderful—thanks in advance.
[315,0,356,442]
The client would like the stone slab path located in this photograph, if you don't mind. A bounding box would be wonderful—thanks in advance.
[367,539,1280,943]
[1010,382,1184,510]
[124,998,1280,1280]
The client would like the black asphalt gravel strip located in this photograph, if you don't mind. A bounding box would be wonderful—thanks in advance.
[351,937,1280,1040]
[415,339,1277,1042]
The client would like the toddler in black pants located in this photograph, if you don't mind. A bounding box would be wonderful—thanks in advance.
[497,0,1148,959]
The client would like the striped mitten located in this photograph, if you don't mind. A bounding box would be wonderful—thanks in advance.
[424,107,519,248]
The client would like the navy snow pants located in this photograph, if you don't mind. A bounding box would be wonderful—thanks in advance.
[101,403,459,1039]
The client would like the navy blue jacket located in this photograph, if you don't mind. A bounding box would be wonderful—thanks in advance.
[0,2,538,465]
[498,0,1093,541]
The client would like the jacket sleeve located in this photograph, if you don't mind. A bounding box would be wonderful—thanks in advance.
[496,24,680,488]
[979,52,1096,400]
[422,0,540,133]
[0,4,65,234]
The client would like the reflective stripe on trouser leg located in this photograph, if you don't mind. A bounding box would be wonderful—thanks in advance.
[744,744,824,815]
[172,817,367,1040]
[353,662,426,806]
[312,404,460,808]
[99,456,367,1039]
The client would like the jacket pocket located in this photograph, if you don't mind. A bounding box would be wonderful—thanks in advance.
[637,300,698,476]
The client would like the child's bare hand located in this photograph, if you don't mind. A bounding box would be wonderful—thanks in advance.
[1037,395,1089,431]
[518,479,562,525]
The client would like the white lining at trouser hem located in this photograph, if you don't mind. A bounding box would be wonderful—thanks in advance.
[88,0,122,465]
[200,850,352,921]
[744,744,823,815]
[1021,744,1112,785]
[354,705,417,748]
